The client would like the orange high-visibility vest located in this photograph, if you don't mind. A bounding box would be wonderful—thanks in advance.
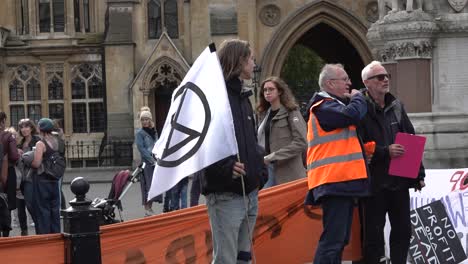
[307,99,367,190]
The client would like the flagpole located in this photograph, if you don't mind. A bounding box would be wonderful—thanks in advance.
[236,154,257,264]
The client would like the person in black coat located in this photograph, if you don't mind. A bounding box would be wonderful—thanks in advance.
[201,39,266,264]
[0,112,20,237]
[358,61,425,264]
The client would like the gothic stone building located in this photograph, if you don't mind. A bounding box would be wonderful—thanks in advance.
[1,0,467,168]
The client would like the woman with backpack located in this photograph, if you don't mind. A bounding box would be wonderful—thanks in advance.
[30,118,62,234]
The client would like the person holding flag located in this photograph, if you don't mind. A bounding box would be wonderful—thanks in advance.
[201,39,266,264]
[147,39,266,263]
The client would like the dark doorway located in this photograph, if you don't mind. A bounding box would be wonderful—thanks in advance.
[154,83,177,136]
[281,22,365,115]
[149,62,183,136]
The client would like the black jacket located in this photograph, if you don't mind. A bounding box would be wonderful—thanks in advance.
[201,78,266,195]
[358,89,425,193]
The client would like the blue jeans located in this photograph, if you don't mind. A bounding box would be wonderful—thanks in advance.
[33,177,61,234]
[22,181,36,225]
[263,163,276,188]
[170,177,188,210]
[314,196,354,264]
[206,190,258,264]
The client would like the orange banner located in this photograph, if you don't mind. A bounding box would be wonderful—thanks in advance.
[0,179,362,263]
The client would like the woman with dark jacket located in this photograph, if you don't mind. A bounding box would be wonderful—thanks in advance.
[201,39,266,264]
[256,76,307,187]
[0,111,20,237]
[17,118,41,235]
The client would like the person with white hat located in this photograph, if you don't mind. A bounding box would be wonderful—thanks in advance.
[135,107,162,216]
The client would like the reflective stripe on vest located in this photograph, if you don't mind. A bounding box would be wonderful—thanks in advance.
[307,99,367,190]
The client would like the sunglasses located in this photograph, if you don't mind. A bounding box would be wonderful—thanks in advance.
[367,73,391,81]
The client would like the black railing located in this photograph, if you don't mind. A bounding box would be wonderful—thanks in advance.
[65,140,133,168]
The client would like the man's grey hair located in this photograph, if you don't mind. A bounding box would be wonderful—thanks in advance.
[361,60,383,81]
[318,63,344,90]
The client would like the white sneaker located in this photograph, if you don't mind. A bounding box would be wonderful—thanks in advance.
[144,208,154,217]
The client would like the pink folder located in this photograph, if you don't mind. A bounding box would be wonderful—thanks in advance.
[388,132,426,179]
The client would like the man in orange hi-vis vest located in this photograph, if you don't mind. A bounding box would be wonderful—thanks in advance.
[304,64,370,264]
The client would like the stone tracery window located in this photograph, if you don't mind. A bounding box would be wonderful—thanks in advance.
[148,0,178,39]
[149,62,182,91]
[8,65,42,127]
[71,63,106,133]
[47,64,65,129]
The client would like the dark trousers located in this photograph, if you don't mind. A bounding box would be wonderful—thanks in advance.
[16,198,28,232]
[33,178,61,234]
[170,177,188,211]
[23,181,36,225]
[190,171,202,207]
[361,189,411,264]
[314,196,354,264]
[140,164,162,205]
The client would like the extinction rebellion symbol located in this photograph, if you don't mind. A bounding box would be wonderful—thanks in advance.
[157,82,211,167]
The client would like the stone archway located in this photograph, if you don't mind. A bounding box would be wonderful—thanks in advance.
[260,1,372,81]
[142,57,184,135]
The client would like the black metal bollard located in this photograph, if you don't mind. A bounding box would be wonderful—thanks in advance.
[61,177,102,264]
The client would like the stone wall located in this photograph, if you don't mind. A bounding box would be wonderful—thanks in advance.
[433,37,468,113]
[412,113,468,169]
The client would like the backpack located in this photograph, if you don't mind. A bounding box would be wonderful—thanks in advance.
[42,140,66,181]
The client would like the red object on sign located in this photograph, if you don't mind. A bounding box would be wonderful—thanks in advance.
[389,132,426,179]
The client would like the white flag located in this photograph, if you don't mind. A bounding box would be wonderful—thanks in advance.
[148,46,238,200]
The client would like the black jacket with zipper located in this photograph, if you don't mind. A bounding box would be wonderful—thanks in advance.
[201,77,267,195]
[358,88,425,193]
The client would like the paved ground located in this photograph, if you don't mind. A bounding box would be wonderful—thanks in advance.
[9,167,203,237]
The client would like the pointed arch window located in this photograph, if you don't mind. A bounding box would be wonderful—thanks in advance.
[47,64,65,130]
[8,65,42,127]
[148,0,178,39]
[71,63,106,133]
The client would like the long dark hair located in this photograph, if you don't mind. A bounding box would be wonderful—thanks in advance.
[18,118,38,137]
[217,39,251,80]
[256,76,299,114]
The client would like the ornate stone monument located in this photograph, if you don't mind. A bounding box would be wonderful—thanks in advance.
[368,0,468,168]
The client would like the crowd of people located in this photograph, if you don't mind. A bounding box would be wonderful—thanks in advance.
[195,39,424,264]
[0,38,425,264]
[0,116,65,236]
